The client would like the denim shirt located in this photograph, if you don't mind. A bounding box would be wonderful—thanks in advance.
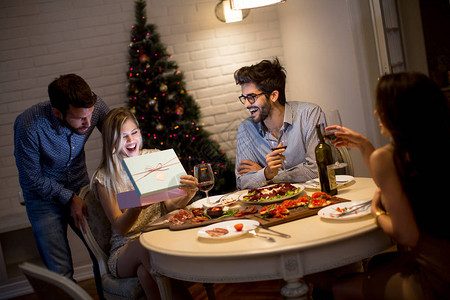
[14,98,109,205]
[235,101,323,190]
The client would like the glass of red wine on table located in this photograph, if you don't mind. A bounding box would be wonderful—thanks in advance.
[194,163,215,206]
[322,109,347,170]
[266,128,288,174]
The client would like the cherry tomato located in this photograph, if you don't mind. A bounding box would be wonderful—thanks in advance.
[234,223,244,231]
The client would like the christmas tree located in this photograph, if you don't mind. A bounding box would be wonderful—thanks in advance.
[126,0,236,195]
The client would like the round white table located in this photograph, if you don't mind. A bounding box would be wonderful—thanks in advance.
[140,177,393,299]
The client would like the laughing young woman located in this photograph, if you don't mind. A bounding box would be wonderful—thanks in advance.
[91,108,198,300]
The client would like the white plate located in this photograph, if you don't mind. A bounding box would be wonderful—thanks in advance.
[190,195,223,209]
[197,220,260,239]
[218,194,240,207]
[318,200,371,220]
[239,183,304,204]
[303,175,354,190]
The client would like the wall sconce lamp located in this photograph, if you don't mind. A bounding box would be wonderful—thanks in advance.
[215,0,250,23]
[230,0,286,10]
[231,0,286,9]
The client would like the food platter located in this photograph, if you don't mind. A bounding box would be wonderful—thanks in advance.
[197,220,259,239]
[239,183,304,204]
[318,200,371,220]
[303,175,354,190]
[141,192,351,233]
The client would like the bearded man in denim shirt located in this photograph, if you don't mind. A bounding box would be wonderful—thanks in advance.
[14,74,109,296]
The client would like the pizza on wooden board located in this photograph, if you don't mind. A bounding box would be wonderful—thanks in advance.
[259,192,337,219]
[307,192,336,208]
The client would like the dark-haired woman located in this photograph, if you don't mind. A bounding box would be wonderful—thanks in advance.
[328,72,450,299]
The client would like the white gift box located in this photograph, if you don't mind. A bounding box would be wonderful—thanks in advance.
[118,149,187,209]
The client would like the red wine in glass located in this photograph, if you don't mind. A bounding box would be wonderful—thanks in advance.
[323,133,337,141]
[323,110,347,170]
[198,180,214,192]
[266,129,288,172]
[271,145,287,151]
[194,163,215,205]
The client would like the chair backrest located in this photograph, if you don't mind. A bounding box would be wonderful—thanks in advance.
[335,146,354,176]
[19,262,93,300]
[79,185,111,276]
[80,185,146,300]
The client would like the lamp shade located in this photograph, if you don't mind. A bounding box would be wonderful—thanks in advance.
[230,0,286,10]
[215,0,250,23]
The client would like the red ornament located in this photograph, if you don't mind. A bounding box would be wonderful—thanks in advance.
[175,105,184,115]
[139,54,149,63]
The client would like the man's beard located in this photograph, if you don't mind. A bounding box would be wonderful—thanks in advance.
[250,100,271,123]
[61,119,90,135]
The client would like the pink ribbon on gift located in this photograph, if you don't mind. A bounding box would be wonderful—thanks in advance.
[132,156,180,182]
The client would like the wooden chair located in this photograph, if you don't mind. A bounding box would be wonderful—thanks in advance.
[80,185,215,300]
[19,262,93,300]
[335,146,354,176]
[79,185,145,300]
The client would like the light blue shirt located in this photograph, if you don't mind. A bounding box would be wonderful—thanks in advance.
[235,101,323,190]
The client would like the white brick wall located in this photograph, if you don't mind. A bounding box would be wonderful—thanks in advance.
[0,0,283,219]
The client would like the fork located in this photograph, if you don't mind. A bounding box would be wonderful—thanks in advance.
[338,200,372,218]
[202,194,228,208]
[248,230,276,242]
[257,225,291,238]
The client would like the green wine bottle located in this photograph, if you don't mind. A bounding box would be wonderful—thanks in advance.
[315,124,337,195]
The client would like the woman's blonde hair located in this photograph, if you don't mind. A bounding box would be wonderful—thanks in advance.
[91,107,142,197]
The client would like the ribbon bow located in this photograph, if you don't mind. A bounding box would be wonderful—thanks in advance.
[132,157,179,182]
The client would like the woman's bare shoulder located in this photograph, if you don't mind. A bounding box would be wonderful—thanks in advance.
[370,144,398,184]
[370,144,394,164]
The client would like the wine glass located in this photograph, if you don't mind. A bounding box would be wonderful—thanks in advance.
[194,163,215,206]
[323,110,347,170]
[266,129,288,173]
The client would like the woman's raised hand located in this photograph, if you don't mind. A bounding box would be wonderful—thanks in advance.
[326,125,372,151]
[179,175,199,200]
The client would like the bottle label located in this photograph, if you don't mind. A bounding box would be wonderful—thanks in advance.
[326,165,337,190]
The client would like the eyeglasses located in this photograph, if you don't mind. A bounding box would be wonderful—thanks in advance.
[238,92,265,104]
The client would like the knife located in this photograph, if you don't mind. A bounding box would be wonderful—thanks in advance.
[257,225,291,238]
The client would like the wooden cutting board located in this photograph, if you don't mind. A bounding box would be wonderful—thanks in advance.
[140,197,351,232]
[140,214,242,232]
[247,198,350,227]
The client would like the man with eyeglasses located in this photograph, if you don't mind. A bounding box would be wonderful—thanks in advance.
[14,74,109,298]
[234,58,323,189]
